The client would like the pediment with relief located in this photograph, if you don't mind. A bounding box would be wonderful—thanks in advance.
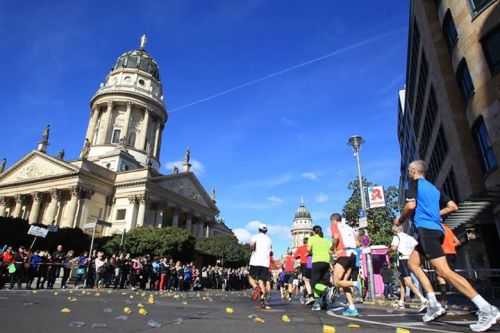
[0,152,78,185]
[156,176,212,208]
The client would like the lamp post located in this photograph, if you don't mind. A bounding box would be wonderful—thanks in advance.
[347,135,375,301]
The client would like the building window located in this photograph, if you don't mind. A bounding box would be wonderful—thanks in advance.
[111,128,121,144]
[442,10,458,50]
[456,59,475,103]
[428,126,448,182]
[442,169,459,203]
[482,26,500,76]
[473,117,498,173]
[128,132,136,146]
[469,0,495,13]
[116,209,126,220]
[413,53,428,137]
[419,87,438,159]
[407,20,421,112]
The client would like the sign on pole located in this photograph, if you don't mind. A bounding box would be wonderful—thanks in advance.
[27,226,49,238]
[358,209,368,228]
[368,186,386,208]
[47,225,58,233]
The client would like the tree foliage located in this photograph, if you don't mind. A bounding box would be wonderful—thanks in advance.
[196,235,251,266]
[102,227,196,261]
[342,178,399,246]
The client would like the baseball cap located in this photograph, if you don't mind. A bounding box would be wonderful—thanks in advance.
[258,223,268,231]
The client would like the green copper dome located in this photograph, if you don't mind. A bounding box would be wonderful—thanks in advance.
[113,48,160,80]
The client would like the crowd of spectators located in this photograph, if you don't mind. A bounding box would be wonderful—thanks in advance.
[0,244,250,291]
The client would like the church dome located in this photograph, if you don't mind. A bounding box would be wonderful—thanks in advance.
[113,42,160,80]
[294,201,311,219]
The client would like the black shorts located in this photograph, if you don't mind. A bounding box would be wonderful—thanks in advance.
[284,273,295,284]
[446,254,456,270]
[311,262,330,287]
[249,265,270,282]
[335,254,355,270]
[398,259,411,279]
[300,264,312,279]
[416,228,444,260]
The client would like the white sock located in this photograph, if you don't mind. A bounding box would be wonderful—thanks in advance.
[348,304,355,310]
[419,295,427,303]
[427,292,438,307]
[471,295,491,312]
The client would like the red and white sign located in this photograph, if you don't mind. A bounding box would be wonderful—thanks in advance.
[368,186,385,209]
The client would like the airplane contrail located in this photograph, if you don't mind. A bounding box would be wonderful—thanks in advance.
[170,27,405,113]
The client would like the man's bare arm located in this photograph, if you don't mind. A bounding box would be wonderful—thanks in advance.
[440,200,458,217]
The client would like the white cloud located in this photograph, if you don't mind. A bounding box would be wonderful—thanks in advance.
[267,195,284,205]
[302,172,319,181]
[237,173,292,189]
[164,159,205,175]
[234,220,291,243]
[315,192,329,203]
[233,228,252,243]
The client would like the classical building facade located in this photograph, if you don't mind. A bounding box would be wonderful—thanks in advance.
[290,200,313,250]
[399,0,500,270]
[0,36,232,239]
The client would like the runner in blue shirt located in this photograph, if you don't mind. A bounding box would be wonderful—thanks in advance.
[395,160,499,332]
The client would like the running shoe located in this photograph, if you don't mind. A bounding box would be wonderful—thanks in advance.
[305,296,315,305]
[251,286,261,301]
[470,306,500,332]
[422,304,446,323]
[311,300,322,311]
[342,308,360,317]
[326,287,336,305]
[397,300,405,309]
[418,300,428,313]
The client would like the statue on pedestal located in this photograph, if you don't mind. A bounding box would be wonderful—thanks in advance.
[0,158,6,173]
[80,138,91,160]
[57,149,65,160]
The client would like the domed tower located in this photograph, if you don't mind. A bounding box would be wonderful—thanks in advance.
[291,198,313,250]
[82,35,167,172]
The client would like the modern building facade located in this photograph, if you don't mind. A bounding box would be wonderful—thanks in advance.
[0,36,233,239]
[290,199,313,250]
[399,0,500,271]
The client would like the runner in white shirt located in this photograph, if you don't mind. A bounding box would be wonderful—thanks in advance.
[248,223,272,308]
[391,225,427,311]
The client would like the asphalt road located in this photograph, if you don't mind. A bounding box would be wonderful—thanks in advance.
[0,289,499,333]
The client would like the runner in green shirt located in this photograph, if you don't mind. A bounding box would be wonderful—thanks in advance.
[307,225,333,311]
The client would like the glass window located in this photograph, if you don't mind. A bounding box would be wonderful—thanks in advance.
[111,129,121,144]
[116,209,126,220]
[469,0,494,13]
[128,132,136,146]
[442,10,458,50]
[456,59,475,103]
[473,117,498,173]
[482,26,500,75]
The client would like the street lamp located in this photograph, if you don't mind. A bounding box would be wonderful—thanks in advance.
[347,135,375,301]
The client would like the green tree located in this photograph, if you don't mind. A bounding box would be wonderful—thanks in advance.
[102,227,196,261]
[342,178,399,246]
[196,235,251,266]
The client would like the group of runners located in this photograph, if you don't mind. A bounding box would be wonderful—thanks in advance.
[246,160,499,332]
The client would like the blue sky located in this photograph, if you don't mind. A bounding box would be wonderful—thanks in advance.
[0,1,409,256]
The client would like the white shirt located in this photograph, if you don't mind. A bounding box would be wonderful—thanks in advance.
[249,233,272,268]
[391,232,418,260]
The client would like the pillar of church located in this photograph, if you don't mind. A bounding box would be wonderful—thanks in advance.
[44,190,60,225]
[12,195,23,218]
[28,192,42,224]
[85,106,99,142]
[0,197,6,217]
[127,196,139,230]
[138,109,150,150]
[98,102,113,144]
[122,102,132,141]
[172,209,179,227]
[185,214,192,233]
[61,187,80,228]
[153,122,162,159]
[136,195,147,227]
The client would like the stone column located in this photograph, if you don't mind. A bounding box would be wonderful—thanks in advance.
[153,122,162,159]
[172,209,179,227]
[205,221,211,238]
[61,187,80,228]
[127,196,139,230]
[28,192,42,224]
[185,214,192,233]
[0,197,7,217]
[85,106,99,142]
[12,195,23,218]
[44,190,60,225]
[138,108,150,151]
[98,101,113,144]
[122,101,132,142]
[136,194,147,227]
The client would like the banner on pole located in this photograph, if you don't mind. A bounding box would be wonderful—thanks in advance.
[27,226,49,238]
[368,186,385,208]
